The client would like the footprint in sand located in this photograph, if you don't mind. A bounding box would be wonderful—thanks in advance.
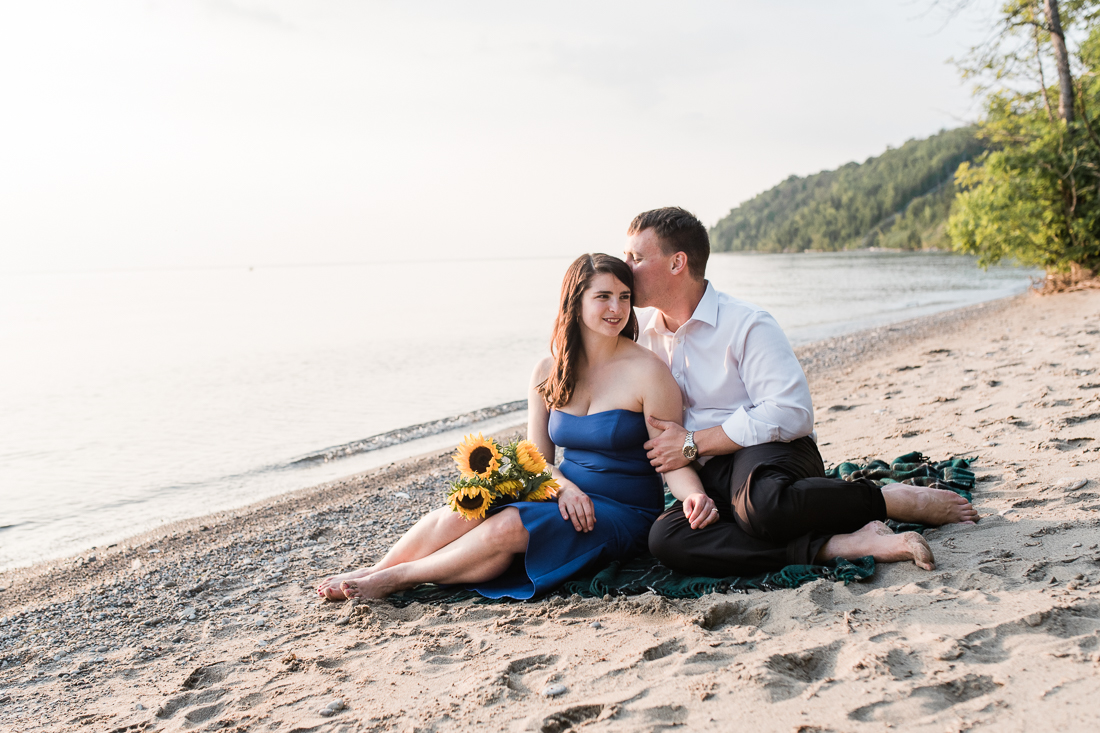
[499,654,558,694]
[847,674,1001,723]
[153,663,233,725]
[640,638,686,662]
[759,642,841,702]
[538,704,604,733]
[694,600,768,631]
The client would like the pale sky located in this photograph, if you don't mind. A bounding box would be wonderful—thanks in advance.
[0,0,998,272]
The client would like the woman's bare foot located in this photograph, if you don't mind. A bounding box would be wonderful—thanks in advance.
[341,569,402,600]
[817,520,936,570]
[881,484,978,526]
[317,567,376,601]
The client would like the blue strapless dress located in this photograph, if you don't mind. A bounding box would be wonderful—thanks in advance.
[469,409,664,600]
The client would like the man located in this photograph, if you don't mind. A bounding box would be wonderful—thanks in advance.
[624,207,977,576]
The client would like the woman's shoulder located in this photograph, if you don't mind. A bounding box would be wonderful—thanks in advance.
[618,339,673,378]
[530,355,554,382]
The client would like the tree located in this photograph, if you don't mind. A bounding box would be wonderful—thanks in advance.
[946,0,1100,284]
[708,128,983,253]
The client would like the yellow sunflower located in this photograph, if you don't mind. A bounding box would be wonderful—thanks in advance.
[448,483,494,521]
[524,476,560,502]
[515,440,548,474]
[453,433,502,480]
[496,479,523,497]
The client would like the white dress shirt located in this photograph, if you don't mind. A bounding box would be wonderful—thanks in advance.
[636,281,815,461]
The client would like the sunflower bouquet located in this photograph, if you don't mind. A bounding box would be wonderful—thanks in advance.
[448,433,560,520]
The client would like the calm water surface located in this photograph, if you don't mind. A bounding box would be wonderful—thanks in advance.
[0,252,1037,569]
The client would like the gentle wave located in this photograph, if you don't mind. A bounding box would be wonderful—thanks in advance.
[287,400,527,467]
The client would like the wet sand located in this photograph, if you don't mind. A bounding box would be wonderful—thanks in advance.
[2,289,1099,732]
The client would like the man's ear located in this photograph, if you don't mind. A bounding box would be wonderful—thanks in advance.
[669,252,688,276]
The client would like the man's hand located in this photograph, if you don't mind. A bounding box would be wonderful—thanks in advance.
[557,484,596,533]
[683,492,719,529]
[644,416,690,473]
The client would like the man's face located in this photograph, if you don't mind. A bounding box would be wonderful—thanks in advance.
[624,227,674,309]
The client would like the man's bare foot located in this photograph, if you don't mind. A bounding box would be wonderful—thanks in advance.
[817,520,936,570]
[317,567,376,601]
[881,484,978,526]
[341,570,401,601]
[863,520,895,537]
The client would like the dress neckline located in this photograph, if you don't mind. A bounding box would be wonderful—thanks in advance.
[552,407,643,419]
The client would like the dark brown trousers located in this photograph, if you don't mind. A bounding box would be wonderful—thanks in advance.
[648,436,887,577]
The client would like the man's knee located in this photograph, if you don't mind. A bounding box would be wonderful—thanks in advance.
[734,467,797,540]
[647,509,686,564]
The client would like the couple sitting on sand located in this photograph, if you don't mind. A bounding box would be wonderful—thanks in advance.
[317,207,977,602]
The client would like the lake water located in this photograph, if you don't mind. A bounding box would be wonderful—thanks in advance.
[0,252,1037,570]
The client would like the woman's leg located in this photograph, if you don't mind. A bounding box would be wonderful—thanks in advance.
[341,507,529,600]
[317,507,484,599]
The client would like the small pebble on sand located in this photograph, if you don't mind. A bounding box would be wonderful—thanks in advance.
[590,621,602,629]
[327,699,345,711]
[319,707,334,717]
[542,684,567,697]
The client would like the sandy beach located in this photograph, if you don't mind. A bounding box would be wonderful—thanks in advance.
[2,288,1099,732]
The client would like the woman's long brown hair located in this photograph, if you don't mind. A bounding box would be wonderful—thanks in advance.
[537,254,639,409]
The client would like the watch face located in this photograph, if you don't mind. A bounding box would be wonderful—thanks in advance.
[683,445,698,460]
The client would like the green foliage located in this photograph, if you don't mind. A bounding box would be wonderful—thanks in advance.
[709,128,984,253]
[948,1,1100,274]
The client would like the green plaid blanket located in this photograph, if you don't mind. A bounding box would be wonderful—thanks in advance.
[387,452,973,607]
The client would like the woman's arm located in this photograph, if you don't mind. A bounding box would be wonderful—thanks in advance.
[527,357,557,464]
[528,359,595,533]
[640,357,718,530]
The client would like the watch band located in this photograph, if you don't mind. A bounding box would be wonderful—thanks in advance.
[682,431,697,460]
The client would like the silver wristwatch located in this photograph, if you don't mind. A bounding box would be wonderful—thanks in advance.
[682,431,698,460]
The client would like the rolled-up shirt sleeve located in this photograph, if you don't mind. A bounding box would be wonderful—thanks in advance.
[719,312,814,447]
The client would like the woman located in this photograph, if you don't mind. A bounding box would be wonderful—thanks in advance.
[317,253,719,601]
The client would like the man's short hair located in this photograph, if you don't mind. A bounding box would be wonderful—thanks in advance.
[627,206,709,280]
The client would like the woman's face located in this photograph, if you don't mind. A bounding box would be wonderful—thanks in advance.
[579,272,631,338]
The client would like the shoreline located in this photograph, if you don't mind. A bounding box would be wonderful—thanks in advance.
[0,294,1027,576]
[0,294,1026,578]
[5,288,1100,731]
[1,292,1028,576]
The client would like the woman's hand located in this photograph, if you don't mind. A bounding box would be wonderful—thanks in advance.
[557,482,596,533]
[683,492,718,530]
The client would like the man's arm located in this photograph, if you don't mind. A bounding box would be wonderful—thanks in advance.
[644,420,740,473]
[644,311,813,473]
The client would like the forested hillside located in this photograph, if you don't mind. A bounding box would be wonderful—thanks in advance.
[709,128,984,253]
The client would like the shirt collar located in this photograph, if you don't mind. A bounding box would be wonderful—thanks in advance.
[637,306,667,336]
[691,281,719,328]
[637,280,718,335]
